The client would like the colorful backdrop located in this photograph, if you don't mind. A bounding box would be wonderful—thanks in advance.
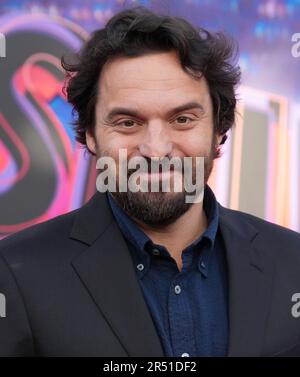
[0,0,299,238]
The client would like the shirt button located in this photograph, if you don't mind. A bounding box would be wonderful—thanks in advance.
[181,352,190,357]
[137,264,144,271]
[174,285,181,294]
[152,248,160,256]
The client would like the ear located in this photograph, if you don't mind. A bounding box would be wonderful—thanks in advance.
[217,133,228,146]
[216,133,223,146]
[85,130,97,155]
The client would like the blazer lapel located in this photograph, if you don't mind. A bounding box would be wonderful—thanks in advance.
[219,205,275,356]
[70,192,164,357]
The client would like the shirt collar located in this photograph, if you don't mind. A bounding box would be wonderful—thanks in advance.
[107,184,219,276]
[196,184,219,248]
[107,193,150,252]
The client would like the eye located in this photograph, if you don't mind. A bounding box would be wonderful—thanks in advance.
[116,119,137,128]
[174,115,193,125]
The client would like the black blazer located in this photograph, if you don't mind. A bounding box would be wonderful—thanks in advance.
[0,191,300,357]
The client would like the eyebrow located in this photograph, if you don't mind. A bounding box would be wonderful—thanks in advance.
[104,101,205,122]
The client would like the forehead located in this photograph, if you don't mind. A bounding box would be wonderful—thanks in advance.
[97,51,211,111]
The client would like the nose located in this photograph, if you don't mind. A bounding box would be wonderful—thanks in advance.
[139,121,173,158]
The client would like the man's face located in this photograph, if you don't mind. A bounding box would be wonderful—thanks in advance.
[87,51,221,226]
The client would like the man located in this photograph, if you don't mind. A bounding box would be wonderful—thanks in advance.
[1,7,300,357]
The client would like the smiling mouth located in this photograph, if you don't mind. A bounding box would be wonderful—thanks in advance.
[139,166,182,182]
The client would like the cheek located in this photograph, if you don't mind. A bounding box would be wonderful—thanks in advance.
[177,130,213,157]
[96,128,138,157]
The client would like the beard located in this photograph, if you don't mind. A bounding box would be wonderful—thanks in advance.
[101,137,217,227]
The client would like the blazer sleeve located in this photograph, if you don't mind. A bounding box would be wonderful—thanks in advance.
[0,254,35,356]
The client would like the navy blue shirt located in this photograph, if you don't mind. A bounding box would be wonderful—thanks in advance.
[107,185,228,357]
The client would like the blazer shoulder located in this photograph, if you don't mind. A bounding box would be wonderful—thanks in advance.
[220,205,300,239]
[220,205,300,262]
[0,207,81,263]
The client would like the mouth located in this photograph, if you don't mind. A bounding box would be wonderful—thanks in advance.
[142,163,175,173]
[139,166,182,183]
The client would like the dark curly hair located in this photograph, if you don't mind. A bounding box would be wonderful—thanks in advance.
[62,7,241,154]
